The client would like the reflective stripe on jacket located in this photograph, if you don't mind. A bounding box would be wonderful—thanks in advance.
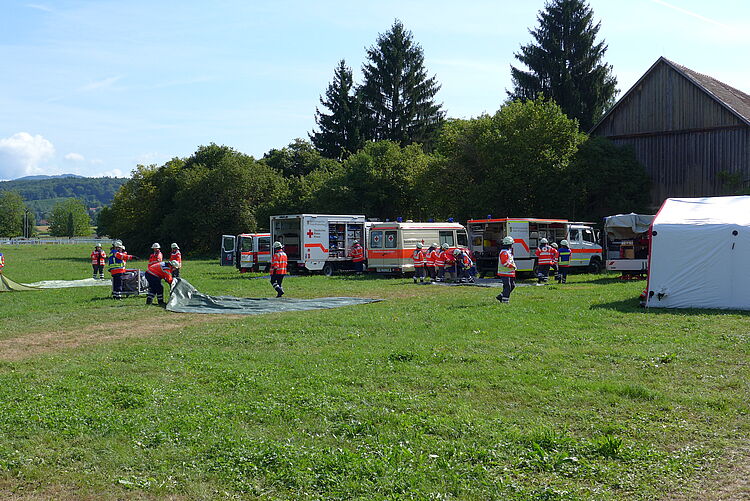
[550,248,559,265]
[108,250,132,275]
[0,252,4,270]
[535,245,555,265]
[147,261,173,284]
[558,247,572,266]
[444,251,456,266]
[497,249,516,277]
[425,249,436,267]
[148,251,163,265]
[350,245,364,262]
[271,250,288,275]
[170,250,182,264]
[412,249,425,267]
[434,250,445,267]
[90,250,106,265]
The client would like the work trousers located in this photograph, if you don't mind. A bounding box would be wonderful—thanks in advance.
[444,265,456,282]
[145,272,164,302]
[92,264,104,278]
[413,265,425,282]
[536,264,550,283]
[271,274,285,295]
[353,260,365,274]
[426,266,436,280]
[172,268,180,278]
[557,266,569,283]
[498,276,516,303]
[111,273,124,298]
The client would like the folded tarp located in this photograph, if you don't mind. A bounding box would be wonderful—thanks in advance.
[604,213,654,239]
[0,275,40,292]
[166,278,381,315]
[23,278,111,289]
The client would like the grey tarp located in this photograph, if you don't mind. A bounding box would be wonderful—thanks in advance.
[0,275,39,292]
[604,213,655,239]
[166,278,381,315]
[418,279,543,288]
[23,278,111,289]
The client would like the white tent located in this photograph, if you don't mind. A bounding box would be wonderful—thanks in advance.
[646,196,750,310]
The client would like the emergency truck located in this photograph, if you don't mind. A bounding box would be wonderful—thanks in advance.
[367,221,469,274]
[220,233,272,272]
[603,214,654,278]
[270,214,367,275]
[467,218,603,275]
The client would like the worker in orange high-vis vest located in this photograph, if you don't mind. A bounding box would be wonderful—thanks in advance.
[145,259,179,306]
[350,240,365,274]
[425,243,438,282]
[496,236,517,303]
[170,243,182,278]
[90,244,107,279]
[270,241,287,297]
[148,243,163,265]
[108,240,137,299]
[434,243,446,281]
[0,248,5,274]
[443,243,457,282]
[412,242,426,283]
[534,238,555,283]
[549,242,559,280]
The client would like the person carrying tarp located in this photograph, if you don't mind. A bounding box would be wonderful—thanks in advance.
[170,243,182,278]
[412,242,426,283]
[556,240,572,284]
[148,243,163,265]
[350,240,365,274]
[534,238,554,283]
[425,243,438,281]
[108,240,137,300]
[270,241,287,297]
[145,259,179,305]
[495,236,517,303]
[90,244,106,279]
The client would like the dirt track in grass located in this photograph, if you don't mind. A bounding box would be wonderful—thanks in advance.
[664,446,750,501]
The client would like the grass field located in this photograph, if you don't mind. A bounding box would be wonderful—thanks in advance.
[0,244,748,500]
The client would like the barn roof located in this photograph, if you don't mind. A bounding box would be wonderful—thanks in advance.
[591,56,750,133]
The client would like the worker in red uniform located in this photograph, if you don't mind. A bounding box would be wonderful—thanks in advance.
[534,238,555,283]
[496,236,517,303]
[149,243,163,265]
[170,243,181,278]
[425,243,438,281]
[434,243,446,281]
[145,259,179,305]
[443,243,457,282]
[0,248,5,274]
[270,241,287,297]
[108,240,136,300]
[412,242,426,283]
[350,239,365,274]
[549,242,559,280]
[90,244,107,279]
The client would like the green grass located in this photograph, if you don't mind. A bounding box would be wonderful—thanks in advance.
[0,244,748,500]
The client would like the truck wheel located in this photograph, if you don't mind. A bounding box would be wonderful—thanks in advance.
[322,263,335,277]
[588,258,602,274]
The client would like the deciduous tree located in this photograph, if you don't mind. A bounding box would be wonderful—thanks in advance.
[49,198,91,237]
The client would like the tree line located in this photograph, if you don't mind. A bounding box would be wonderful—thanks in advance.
[98,0,650,254]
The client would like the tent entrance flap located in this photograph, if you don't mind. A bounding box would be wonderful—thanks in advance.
[167,278,381,315]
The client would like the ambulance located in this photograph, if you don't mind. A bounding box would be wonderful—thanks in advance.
[270,214,367,275]
[219,233,272,272]
[367,221,469,273]
[466,218,603,275]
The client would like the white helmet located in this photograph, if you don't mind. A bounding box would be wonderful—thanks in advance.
[441,243,449,250]
[560,239,569,247]
[540,238,548,245]
[502,236,514,245]
[432,243,438,248]
[113,240,123,248]
[171,243,179,249]
[453,249,461,256]
[551,242,558,249]
[152,243,161,249]
[353,240,359,245]
[416,242,423,249]
[169,260,181,269]
[273,241,283,249]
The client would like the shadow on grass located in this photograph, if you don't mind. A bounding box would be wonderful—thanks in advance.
[41,257,90,263]
[592,298,750,316]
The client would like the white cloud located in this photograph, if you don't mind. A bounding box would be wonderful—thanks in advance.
[79,76,123,92]
[0,132,56,180]
[26,3,52,12]
[64,152,85,162]
[98,168,124,178]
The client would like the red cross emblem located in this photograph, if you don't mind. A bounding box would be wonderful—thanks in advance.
[307,229,314,238]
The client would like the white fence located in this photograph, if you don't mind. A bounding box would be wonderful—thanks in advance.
[0,237,112,245]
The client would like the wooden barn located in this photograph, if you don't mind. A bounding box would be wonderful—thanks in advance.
[590,57,750,208]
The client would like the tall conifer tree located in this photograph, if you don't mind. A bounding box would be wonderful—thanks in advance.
[310,60,362,160]
[359,20,444,147]
[509,0,617,131]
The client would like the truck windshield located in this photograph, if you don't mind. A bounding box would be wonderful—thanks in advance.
[582,229,596,243]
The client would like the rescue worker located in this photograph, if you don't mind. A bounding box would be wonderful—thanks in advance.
[350,240,365,274]
[108,240,136,300]
[557,240,572,284]
[170,243,182,278]
[549,242,559,280]
[453,248,466,282]
[90,244,106,279]
[434,243,446,281]
[412,242,426,283]
[145,259,179,306]
[443,243,457,282]
[534,238,554,283]
[270,241,287,297]
[149,243,163,265]
[0,247,4,274]
[425,243,438,281]
[496,236,517,303]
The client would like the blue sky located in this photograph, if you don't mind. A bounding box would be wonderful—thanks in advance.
[1,0,748,180]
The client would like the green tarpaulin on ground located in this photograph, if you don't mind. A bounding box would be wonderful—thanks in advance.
[0,275,40,292]
[166,278,381,315]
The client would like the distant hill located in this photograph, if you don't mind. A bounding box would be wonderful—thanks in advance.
[0,176,128,222]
